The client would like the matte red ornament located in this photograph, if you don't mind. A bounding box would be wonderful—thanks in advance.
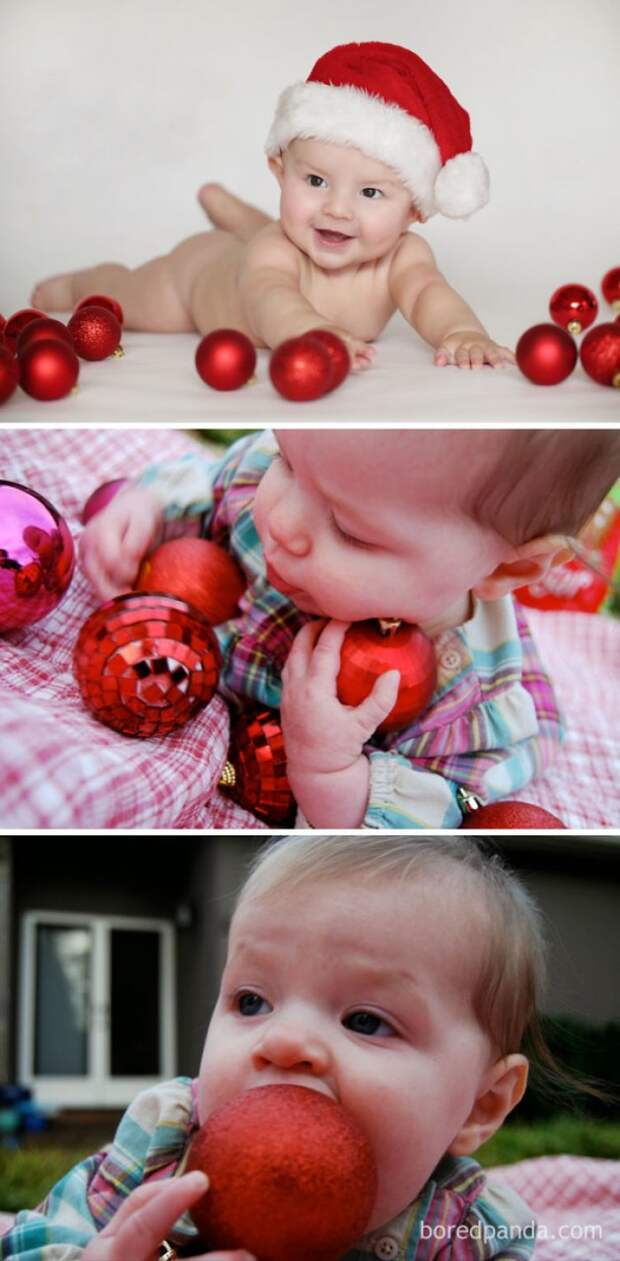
[304,329,350,390]
[579,323,620,388]
[0,346,20,405]
[516,323,577,385]
[549,283,598,335]
[337,620,437,733]
[74,592,221,737]
[3,308,47,353]
[19,338,80,401]
[67,305,122,360]
[74,293,124,326]
[220,707,295,824]
[136,538,246,625]
[461,801,565,829]
[270,336,333,401]
[187,1085,377,1261]
[195,329,256,390]
[601,267,620,310]
[0,481,75,632]
[81,478,129,524]
[16,317,73,355]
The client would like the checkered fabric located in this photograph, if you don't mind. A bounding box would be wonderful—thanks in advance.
[488,1156,620,1261]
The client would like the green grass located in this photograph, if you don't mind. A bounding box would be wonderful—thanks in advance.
[0,1146,92,1213]
[190,428,256,447]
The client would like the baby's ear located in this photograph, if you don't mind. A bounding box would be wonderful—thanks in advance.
[448,1054,528,1156]
[473,535,574,601]
[268,154,285,186]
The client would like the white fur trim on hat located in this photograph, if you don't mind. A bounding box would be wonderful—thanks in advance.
[434,151,489,218]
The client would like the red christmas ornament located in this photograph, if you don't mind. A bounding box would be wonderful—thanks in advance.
[81,478,129,525]
[136,538,246,625]
[74,592,221,737]
[187,1085,377,1261]
[0,314,7,343]
[0,346,20,405]
[270,336,333,401]
[549,283,598,335]
[220,708,295,824]
[304,329,350,390]
[67,305,122,360]
[516,323,577,385]
[337,620,437,734]
[0,481,75,632]
[16,317,73,356]
[461,801,565,829]
[601,267,620,310]
[3,308,46,353]
[19,338,80,401]
[74,293,124,326]
[195,329,256,390]
[579,323,620,388]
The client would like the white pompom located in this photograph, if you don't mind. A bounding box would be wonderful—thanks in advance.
[433,152,490,219]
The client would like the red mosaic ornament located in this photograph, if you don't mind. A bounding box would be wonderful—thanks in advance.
[516,323,577,385]
[67,305,122,360]
[601,267,620,310]
[187,1085,377,1261]
[0,481,75,632]
[0,346,20,405]
[81,478,129,524]
[270,336,333,401]
[136,538,246,625]
[74,592,221,737]
[16,317,73,355]
[579,323,620,388]
[461,801,565,829]
[549,283,598,335]
[3,308,46,353]
[74,293,124,326]
[220,708,295,824]
[337,620,437,734]
[304,329,350,390]
[195,329,256,390]
[19,338,80,401]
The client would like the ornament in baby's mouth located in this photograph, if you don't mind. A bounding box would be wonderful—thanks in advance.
[186,1085,377,1261]
[337,619,437,733]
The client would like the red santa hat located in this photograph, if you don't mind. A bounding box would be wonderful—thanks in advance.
[266,41,489,220]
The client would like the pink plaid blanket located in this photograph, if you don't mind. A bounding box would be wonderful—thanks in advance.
[1,427,618,829]
[489,1155,620,1261]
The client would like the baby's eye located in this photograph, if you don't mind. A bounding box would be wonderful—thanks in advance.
[307,173,327,188]
[343,1010,394,1037]
[361,187,383,199]
[237,991,271,1017]
[332,515,373,550]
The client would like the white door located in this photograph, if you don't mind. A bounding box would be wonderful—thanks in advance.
[18,911,176,1108]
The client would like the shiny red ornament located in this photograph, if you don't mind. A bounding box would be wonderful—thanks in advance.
[67,305,122,360]
[337,620,437,733]
[579,323,620,388]
[195,329,256,390]
[270,335,333,401]
[3,308,47,353]
[516,323,577,386]
[81,478,128,524]
[19,338,80,401]
[136,538,246,625]
[549,283,598,335]
[0,346,20,405]
[601,267,620,310]
[74,293,124,326]
[220,708,295,824]
[187,1085,377,1261]
[461,801,565,829]
[0,481,75,632]
[0,314,7,343]
[74,592,221,737]
[304,329,350,390]
[16,317,73,355]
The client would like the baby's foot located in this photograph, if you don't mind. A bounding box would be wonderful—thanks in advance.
[31,273,76,313]
[198,182,272,241]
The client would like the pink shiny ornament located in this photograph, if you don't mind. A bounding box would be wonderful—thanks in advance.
[549,283,598,335]
[81,478,128,524]
[0,481,75,632]
[601,267,620,310]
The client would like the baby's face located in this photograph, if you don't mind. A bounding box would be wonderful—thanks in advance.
[197,874,492,1230]
[252,430,512,628]
[270,138,417,269]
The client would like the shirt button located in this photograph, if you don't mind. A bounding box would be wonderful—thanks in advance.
[374,1237,400,1259]
[440,649,461,671]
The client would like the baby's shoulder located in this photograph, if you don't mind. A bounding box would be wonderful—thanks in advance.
[390,229,436,275]
[242,221,301,276]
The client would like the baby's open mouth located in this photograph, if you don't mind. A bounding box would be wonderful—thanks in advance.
[315,229,353,244]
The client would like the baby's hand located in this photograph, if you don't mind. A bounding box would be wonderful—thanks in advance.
[80,484,164,601]
[323,327,376,373]
[434,332,515,370]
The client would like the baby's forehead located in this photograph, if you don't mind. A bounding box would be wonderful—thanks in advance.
[285,136,407,186]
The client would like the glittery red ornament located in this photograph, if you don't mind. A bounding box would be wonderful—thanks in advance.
[136,538,246,624]
[461,801,565,829]
[187,1086,377,1261]
[67,305,122,360]
[516,323,577,385]
[195,329,256,390]
[0,481,75,632]
[16,317,73,356]
[579,323,620,388]
[220,708,295,824]
[601,267,620,310]
[74,592,221,737]
[304,329,350,390]
[81,478,129,524]
[0,346,20,405]
[74,293,124,326]
[270,336,333,401]
[549,284,598,335]
[19,338,80,401]
[3,308,46,353]
[337,620,436,733]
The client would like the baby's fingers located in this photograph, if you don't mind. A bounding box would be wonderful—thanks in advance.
[354,669,400,734]
[93,1172,208,1259]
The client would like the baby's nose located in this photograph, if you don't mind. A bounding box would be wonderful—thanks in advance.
[267,504,312,556]
[252,1022,330,1076]
[324,188,353,220]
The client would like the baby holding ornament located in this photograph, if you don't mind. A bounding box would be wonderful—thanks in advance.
[33,41,515,373]
[79,427,620,830]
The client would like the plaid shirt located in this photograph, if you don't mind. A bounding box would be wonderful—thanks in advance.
[0,1078,536,1261]
[136,431,563,829]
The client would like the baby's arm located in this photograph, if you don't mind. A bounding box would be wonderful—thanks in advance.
[389,234,514,369]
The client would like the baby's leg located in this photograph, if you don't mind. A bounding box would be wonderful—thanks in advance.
[198,183,273,242]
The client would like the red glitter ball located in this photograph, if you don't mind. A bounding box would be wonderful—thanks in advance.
[337,621,437,733]
[221,707,295,824]
[67,305,122,360]
[3,308,47,353]
[461,801,565,829]
[579,322,620,388]
[195,329,256,390]
[548,283,598,334]
[601,267,620,310]
[136,537,246,625]
[74,293,124,326]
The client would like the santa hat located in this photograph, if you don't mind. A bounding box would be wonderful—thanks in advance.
[266,41,489,220]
